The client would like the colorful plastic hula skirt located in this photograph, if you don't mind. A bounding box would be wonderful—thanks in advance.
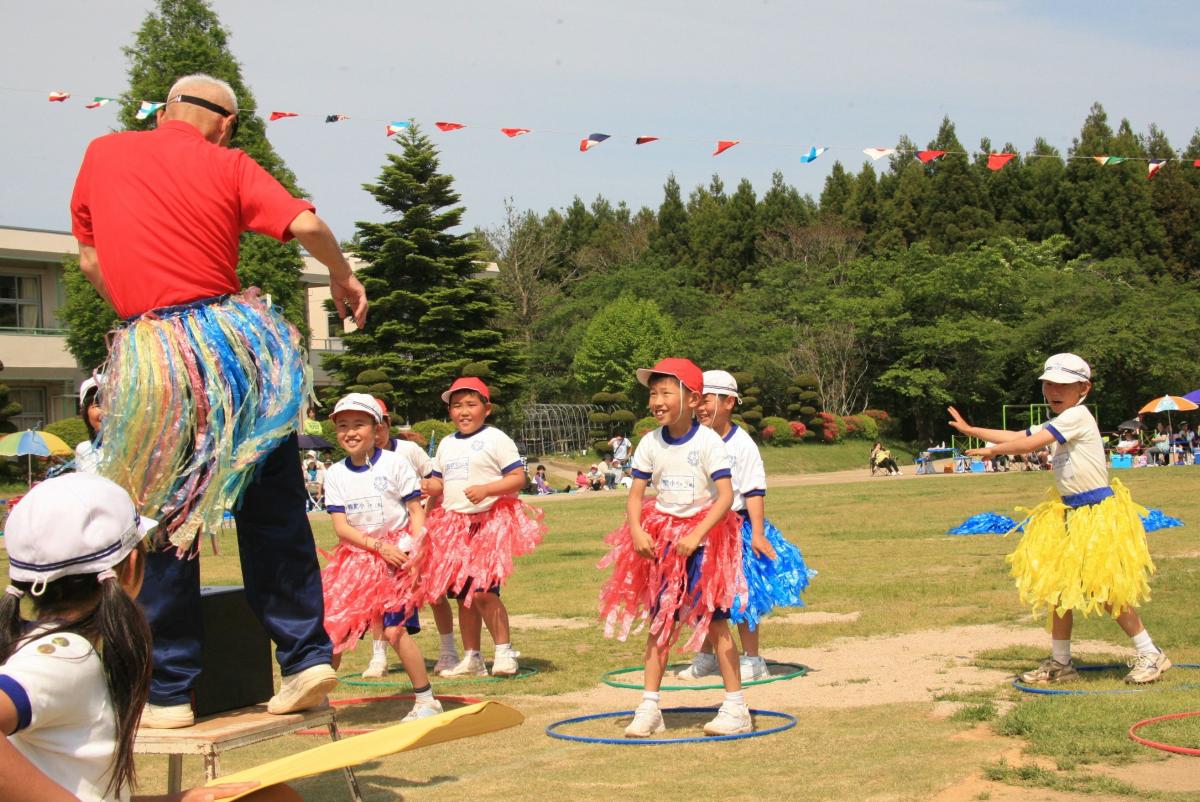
[98,291,309,554]
[598,499,744,652]
[730,514,813,630]
[321,528,416,654]
[1006,479,1154,622]
[413,496,544,608]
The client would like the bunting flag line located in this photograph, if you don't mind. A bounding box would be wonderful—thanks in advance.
[987,152,1016,171]
[385,121,410,137]
[635,136,659,145]
[1147,159,1166,178]
[435,121,465,131]
[84,97,114,109]
[713,139,740,156]
[917,150,946,164]
[269,111,299,122]
[325,114,350,123]
[579,133,610,152]
[1093,155,1127,165]
[799,146,827,164]
[501,127,531,138]
[48,91,70,102]
[863,147,895,161]
[135,101,163,120]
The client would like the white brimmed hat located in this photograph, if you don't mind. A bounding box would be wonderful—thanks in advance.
[331,392,382,422]
[79,375,102,405]
[5,474,156,594]
[1039,353,1091,384]
[702,370,741,400]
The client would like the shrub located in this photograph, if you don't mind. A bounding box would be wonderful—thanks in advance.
[592,439,614,457]
[845,414,879,440]
[411,419,457,445]
[798,390,819,403]
[863,409,896,434]
[786,386,803,397]
[357,369,389,384]
[46,417,89,449]
[761,426,776,442]
[588,411,611,425]
[740,409,763,425]
[759,416,794,445]
[745,386,763,398]
[789,420,808,439]
[461,361,492,378]
[634,416,658,436]
[786,403,804,415]
[591,392,616,405]
[740,396,759,409]
[799,405,817,417]
[610,409,637,426]
[817,412,844,443]
[609,392,631,406]
[731,371,753,388]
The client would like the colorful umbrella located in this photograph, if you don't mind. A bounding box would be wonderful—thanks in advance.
[1184,389,1200,406]
[0,430,73,485]
[1139,395,1199,414]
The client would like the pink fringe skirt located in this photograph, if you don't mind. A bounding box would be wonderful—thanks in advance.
[321,528,416,654]
[598,499,743,652]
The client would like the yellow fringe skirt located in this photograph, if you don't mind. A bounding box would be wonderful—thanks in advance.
[1006,479,1154,621]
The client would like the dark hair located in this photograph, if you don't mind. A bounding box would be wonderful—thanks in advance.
[0,543,151,797]
[647,372,693,394]
[447,389,488,405]
[80,386,100,442]
[536,464,545,472]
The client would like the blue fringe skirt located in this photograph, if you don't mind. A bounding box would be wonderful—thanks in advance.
[730,512,813,629]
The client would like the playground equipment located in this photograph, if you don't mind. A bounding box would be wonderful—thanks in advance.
[515,403,599,457]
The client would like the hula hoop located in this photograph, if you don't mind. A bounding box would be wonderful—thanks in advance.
[1012,663,1200,696]
[337,664,538,689]
[1128,710,1200,756]
[601,661,808,691]
[545,706,797,745]
[297,693,483,735]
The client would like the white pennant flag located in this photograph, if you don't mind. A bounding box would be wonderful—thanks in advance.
[863,147,896,161]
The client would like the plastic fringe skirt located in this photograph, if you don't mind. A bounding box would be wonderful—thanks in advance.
[1006,479,1154,622]
[947,513,1021,535]
[411,496,545,608]
[598,499,744,652]
[321,528,417,654]
[98,291,309,553]
[730,516,813,630]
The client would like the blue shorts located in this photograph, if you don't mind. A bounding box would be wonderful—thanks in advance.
[382,608,421,635]
[650,547,730,621]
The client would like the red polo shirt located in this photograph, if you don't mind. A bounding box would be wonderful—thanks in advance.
[69,120,315,318]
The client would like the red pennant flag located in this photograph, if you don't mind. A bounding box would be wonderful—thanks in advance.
[987,153,1016,171]
[1194,159,1200,168]
[48,91,70,102]
[635,136,659,145]
[917,150,946,164]
[269,111,299,121]
[1147,159,1167,179]
[435,121,465,132]
[713,140,740,157]
[501,128,531,138]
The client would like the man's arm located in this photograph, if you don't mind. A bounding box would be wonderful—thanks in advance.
[287,211,368,328]
[77,243,113,307]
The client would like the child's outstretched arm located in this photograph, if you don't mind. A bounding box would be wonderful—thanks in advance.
[462,468,525,506]
[947,406,1027,444]
[676,476,734,556]
[966,429,1056,458]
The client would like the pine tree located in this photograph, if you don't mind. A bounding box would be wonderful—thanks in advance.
[648,174,691,267]
[922,117,995,251]
[818,162,854,219]
[323,124,525,423]
[1145,125,1200,279]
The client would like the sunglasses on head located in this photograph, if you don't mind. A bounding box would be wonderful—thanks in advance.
[168,93,240,139]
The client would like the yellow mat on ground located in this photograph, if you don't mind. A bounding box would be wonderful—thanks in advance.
[207,701,523,799]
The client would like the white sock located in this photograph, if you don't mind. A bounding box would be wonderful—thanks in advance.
[439,633,457,654]
[1131,630,1157,655]
[1051,639,1071,665]
[725,690,745,707]
[372,639,387,657]
[495,642,512,656]
[641,691,660,708]
[465,649,481,659]
[413,684,435,704]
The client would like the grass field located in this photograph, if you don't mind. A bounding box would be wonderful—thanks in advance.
[4,466,1200,800]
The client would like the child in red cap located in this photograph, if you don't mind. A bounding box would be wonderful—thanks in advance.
[411,377,544,679]
[597,358,750,738]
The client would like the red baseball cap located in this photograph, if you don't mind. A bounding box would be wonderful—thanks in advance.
[441,376,491,404]
[635,358,703,394]
[374,397,389,418]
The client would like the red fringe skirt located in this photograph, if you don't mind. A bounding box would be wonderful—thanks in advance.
[321,528,416,654]
[598,499,743,652]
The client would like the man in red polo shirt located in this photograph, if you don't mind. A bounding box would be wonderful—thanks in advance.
[70,73,366,728]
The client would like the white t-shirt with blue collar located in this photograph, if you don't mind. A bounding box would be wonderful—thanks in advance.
[433,425,524,514]
[324,447,422,547]
[720,423,767,513]
[631,419,733,518]
[1027,404,1108,502]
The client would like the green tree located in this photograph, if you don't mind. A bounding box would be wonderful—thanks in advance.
[572,295,680,396]
[922,117,995,251]
[324,124,524,423]
[649,174,691,268]
[818,162,854,219]
[60,257,120,370]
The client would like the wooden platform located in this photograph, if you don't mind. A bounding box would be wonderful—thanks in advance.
[135,703,361,800]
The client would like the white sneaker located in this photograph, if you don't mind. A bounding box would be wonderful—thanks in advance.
[439,653,488,678]
[267,664,338,715]
[739,655,769,681]
[491,649,521,676]
[624,702,666,738]
[400,699,444,722]
[433,652,460,674]
[676,652,719,680]
[361,654,389,679]
[703,702,753,736]
[141,702,195,729]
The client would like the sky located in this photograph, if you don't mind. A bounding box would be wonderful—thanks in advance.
[2,0,1198,241]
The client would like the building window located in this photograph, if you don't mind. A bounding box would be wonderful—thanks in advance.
[10,386,46,431]
[0,275,42,329]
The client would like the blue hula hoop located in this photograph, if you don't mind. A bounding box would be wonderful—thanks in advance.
[1012,663,1200,696]
[545,706,796,745]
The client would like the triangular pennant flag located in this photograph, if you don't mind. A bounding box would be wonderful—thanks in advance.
[1147,159,1167,179]
[1093,155,1127,166]
[501,128,531,138]
[917,150,946,164]
[635,136,659,145]
[85,97,114,109]
[48,91,70,102]
[1193,159,1200,168]
[386,121,410,137]
[435,121,465,132]
[579,133,611,152]
[863,147,895,161]
[713,140,740,157]
[325,114,350,123]
[987,153,1016,171]
[135,101,164,120]
[799,146,827,164]
[268,111,299,122]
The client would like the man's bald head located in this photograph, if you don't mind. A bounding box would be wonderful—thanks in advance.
[159,74,239,145]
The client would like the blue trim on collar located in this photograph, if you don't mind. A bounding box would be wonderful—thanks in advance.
[0,674,32,732]
[453,424,489,439]
[1045,423,1066,444]
[722,423,739,443]
[430,470,443,479]
[1061,487,1114,508]
[661,419,700,446]
[344,448,383,473]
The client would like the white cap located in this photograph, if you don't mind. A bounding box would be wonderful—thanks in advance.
[1038,353,1091,384]
[331,392,381,422]
[5,474,157,593]
[79,375,101,405]
[702,369,741,399]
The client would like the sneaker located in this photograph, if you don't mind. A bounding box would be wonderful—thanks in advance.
[739,655,769,681]
[361,653,389,679]
[491,649,521,677]
[439,653,488,678]
[267,664,338,715]
[624,702,666,738]
[400,699,444,722]
[433,652,460,674]
[141,702,194,729]
[676,652,719,680]
[1019,657,1079,684]
[1125,651,1171,684]
[703,702,753,736]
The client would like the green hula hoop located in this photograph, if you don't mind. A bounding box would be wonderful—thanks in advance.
[337,664,538,689]
[601,661,808,691]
